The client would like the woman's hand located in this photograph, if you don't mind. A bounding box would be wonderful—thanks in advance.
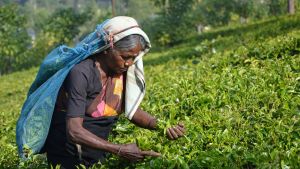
[166,122,185,140]
[117,143,161,162]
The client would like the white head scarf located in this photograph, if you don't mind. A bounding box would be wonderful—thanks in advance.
[101,16,151,119]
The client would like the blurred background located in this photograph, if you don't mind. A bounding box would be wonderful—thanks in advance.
[0,0,298,75]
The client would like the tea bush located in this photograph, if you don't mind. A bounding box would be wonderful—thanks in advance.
[0,14,300,169]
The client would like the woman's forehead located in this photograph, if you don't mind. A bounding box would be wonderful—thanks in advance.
[116,43,142,56]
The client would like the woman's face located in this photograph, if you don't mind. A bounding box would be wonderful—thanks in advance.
[104,43,142,75]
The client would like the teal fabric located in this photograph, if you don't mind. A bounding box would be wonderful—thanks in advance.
[16,20,111,158]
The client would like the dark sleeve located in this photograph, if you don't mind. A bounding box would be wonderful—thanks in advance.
[65,67,88,118]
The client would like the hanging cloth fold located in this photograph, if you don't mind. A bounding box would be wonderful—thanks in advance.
[86,74,124,118]
[16,16,151,158]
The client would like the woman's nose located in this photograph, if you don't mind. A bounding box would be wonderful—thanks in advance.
[125,59,134,67]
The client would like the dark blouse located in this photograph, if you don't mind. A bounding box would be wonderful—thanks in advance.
[43,58,118,165]
[60,58,101,118]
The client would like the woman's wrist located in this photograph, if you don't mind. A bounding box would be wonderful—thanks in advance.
[103,143,123,155]
[117,145,122,156]
[147,118,157,130]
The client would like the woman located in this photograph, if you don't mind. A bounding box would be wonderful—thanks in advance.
[40,16,185,168]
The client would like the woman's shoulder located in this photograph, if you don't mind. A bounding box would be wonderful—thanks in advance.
[70,58,95,75]
[73,58,94,70]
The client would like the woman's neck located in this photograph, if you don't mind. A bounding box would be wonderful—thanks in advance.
[94,56,109,83]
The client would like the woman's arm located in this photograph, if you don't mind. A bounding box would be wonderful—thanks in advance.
[66,117,160,161]
[67,117,119,153]
[130,108,186,140]
[130,107,157,130]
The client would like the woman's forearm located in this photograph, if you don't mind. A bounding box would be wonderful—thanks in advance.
[66,117,161,161]
[130,107,157,130]
[67,117,120,154]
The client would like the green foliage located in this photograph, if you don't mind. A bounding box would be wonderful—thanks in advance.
[115,0,158,24]
[40,8,91,44]
[0,0,113,75]
[148,0,295,47]
[1,0,299,73]
[1,12,300,169]
[0,5,93,75]
[100,23,300,168]
[194,0,287,26]
[153,0,300,30]
[21,7,92,67]
[148,0,196,46]
[268,0,287,16]
[0,4,30,75]
[101,20,300,168]
[233,0,255,19]
[197,0,234,26]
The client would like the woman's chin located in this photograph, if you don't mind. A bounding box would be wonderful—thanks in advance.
[114,69,126,75]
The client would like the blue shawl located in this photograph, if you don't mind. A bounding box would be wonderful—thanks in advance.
[16,20,111,158]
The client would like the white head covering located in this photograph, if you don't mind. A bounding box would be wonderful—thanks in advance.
[101,16,150,119]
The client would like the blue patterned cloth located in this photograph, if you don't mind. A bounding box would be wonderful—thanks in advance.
[16,20,111,158]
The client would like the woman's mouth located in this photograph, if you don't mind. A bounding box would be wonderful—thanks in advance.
[120,68,128,72]
[117,68,127,73]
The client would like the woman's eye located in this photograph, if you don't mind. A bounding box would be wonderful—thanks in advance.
[122,56,134,61]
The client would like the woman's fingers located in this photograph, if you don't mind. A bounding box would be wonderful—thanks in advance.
[166,125,186,140]
[119,143,145,162]
[178,122,184,128]
[166,122,186,140]
[168,127,178,139]
[177,125,185,133]
[173,126,184,136]
[118,143,161,162]
[166,128,173,139]
[127,154,144,162]
[141,151,161,157]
